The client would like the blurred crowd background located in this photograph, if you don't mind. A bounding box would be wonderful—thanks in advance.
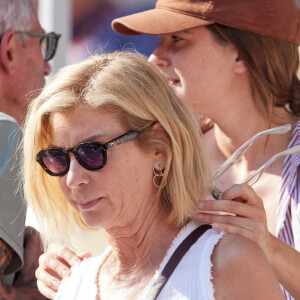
[69,0,159,63]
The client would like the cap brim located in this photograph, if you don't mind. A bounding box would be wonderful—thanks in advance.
[112,8,213,36]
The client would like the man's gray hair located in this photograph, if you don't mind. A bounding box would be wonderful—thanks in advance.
[0,0,37,37]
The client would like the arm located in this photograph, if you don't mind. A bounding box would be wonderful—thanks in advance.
[0,238,46,299]
[212,233,284,299]
[197,184,300,299]
[0,238,15,299]
[36,244,90,299]
[12,227,47,299]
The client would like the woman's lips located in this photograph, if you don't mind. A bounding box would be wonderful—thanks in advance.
[168,78,180,85]
[78,198,102,210]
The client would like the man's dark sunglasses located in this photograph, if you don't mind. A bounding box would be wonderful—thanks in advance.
[15,31,61,61]
[36,130,140,177]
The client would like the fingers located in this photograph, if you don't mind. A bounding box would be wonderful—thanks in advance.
[24,226,39,239]
[37,279,57,299]
[212,222,258,241]
[197,199,265,221]
[196,209,268,247]
[195,183,271,256]
[197,184,266,222]
[36,244,86,298]
[197,213,265,242]
[77,251,92,260]
[38,252,71,280]
[222,184,263,207]
[36,249,72,298]
[36,244,91,297]
[47,244,83,268]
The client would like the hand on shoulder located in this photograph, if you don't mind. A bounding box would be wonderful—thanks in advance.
[196,184,276,261]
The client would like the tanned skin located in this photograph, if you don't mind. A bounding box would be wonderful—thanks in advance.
[0,239,45,300]
[0,239,13,299]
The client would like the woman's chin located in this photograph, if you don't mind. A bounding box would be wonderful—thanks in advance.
[80,213,107,229]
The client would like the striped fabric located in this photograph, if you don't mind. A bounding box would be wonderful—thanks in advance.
[277,120,300,300]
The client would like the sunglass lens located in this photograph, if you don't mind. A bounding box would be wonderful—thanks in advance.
[41,149,68,174]
[40,36,47,60]
[40,35,57,61]
[77,144,104,168]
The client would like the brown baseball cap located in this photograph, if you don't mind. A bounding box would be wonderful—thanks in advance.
[112,0,300,44]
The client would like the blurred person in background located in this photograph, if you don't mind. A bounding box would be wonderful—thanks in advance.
[0,0,60,298]
[68,0,158,63]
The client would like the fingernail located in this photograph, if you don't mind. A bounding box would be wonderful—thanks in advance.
[197,213,204,219]
[198,202,205,208]
[61,269,69,277]
[213,223,220,229]
[74,259,81,267]
[52,280,59,288]
[72,259,81,266]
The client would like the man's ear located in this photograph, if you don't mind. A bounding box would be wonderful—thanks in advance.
[0,29,16,74]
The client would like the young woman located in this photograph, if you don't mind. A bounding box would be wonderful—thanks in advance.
[37,0,300,299]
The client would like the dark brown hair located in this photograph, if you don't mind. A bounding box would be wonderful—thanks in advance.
[208,24,300,120]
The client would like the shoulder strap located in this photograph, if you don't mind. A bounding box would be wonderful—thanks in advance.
[148,224,212,300]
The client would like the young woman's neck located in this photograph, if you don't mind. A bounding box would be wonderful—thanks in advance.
[212,104,296,170]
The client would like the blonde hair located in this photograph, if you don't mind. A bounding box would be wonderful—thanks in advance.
[23,52,211,248]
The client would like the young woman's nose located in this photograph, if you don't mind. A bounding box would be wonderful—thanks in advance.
[148,42,170,70]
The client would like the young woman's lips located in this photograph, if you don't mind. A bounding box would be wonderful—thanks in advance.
[168,78,180,86]
[78,198,102,210]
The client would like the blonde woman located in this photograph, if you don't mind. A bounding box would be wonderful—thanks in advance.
[23,52,283,299]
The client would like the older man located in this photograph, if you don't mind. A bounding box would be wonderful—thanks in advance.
[0,0,60,298]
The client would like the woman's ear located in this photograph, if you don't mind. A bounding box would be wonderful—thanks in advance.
[150,122,169,162]
[0,29,16,75]
[233,53,247,74]
[227,43,247,74]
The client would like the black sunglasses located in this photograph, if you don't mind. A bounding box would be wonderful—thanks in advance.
[36,130,140,176]
[15,31,61,61]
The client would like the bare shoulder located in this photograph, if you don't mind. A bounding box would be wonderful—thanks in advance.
[212,233,284,300]
[212,233,265,267]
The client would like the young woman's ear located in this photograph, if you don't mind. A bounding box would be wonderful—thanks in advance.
[233,53,247,74]
[0,29,16,74]
[227,43,247,74]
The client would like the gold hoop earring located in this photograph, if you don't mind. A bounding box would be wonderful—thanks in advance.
[153,162,166,188]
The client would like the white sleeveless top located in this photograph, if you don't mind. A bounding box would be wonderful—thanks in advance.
[55,221,225,300]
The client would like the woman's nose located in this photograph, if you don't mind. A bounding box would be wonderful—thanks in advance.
[65,155,89,188]
[148,43,170,70]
